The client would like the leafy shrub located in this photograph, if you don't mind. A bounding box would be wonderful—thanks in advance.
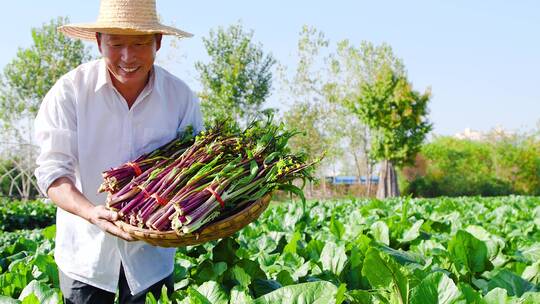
[402,135,540,197]
[0,199,56,231]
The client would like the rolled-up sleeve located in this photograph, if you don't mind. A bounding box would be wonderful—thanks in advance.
[34,77,78,195]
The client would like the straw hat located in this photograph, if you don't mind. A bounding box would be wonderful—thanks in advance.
[58,0,193,41]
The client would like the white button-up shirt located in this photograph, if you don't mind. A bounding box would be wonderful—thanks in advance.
[34,59,203,294]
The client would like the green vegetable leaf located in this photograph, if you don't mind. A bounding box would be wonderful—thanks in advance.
[236,259,267,281]
[330,213,345,241]
[264,151,281,165]
[483,287,510,304]
[410,272,460,304]
[283,231,301,255]
[236,160,260,186]
[230,286,253,304]
[520,292,540,304]
[456,283,483,304]
[276,270,295,286]
[174,279,190,291]
[31,254,59,287]
[196,281,228,304]
[304,239,325,262]
[448,230,492,275]
[522,261,540,284]
[465,225,505,260]
[0,295,21,304]
[400,220,423,243]
[145,286,171,304]
[361,247,409,304]
[519,244,540,264]
[192,260,227,285]
[487,269,537,297]
[41,226,56,241]
[20,294,39,304]
[340,245,367,290]
[252,281,338,304]
[335,283,347,304]
[17,280,59,304]
[277,184,306,205]
[232,265,251,288]
[320,242,347,276]
[378,244,423,265]
[371,221,390,245]
[186,287,212,304]
[346,289,373,304]
[212,238,239,265]
[252,279,282,298]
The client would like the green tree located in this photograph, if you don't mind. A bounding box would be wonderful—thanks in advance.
[278,26,330,156]
[0,16,93,199]
[327,41,431,198]
[282,102,329,167]
[332,112,375,194]
[278,26,341,196]
[0,16,93,139]
[355,67,431,198]
[325,40,389,195]
[195,23,275,126]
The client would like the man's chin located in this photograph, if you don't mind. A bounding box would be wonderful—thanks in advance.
[115,76,144,86]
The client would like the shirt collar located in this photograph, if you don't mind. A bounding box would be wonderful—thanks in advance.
[94,58,109,93]
[137,67,156,102]
[151,64,164,99]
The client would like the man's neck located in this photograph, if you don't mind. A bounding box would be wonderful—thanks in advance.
[110,72,151,109]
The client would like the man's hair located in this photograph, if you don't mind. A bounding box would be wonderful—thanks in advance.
[96,32,161,40]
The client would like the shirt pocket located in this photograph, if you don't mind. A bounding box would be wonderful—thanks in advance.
[136,127,175,156]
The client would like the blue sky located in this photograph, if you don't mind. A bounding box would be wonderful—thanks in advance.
[1,0,539,136]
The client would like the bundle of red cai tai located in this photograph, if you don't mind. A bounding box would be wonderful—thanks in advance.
[100,117,317,235]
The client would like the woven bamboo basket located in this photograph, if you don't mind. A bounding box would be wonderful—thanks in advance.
[114,194,272,247]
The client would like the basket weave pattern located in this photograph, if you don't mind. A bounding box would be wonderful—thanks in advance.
[114,194,271,247]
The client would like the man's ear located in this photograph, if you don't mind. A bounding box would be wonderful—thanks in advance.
[96,32,103,53]
[155,34,163,52]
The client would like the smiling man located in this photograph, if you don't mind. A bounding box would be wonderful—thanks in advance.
[97,33,162,108]
[33,0,203,303]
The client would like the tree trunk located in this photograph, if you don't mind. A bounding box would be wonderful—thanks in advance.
[352,152,362,196]
[376,159,400,199]
[363,127,372,197]
[366,161,373,197]
[321,177,327,198]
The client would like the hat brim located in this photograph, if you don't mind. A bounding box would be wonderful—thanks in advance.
[58,23,193,41]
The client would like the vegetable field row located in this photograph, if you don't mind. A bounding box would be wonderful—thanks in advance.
[0,196,539,303]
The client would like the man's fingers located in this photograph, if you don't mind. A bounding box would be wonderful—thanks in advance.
[96,206,118,221]
[90,206,135,241]
[109,211,118,221]
[98,220,136,241]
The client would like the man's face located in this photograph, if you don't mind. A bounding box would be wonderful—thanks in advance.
[96,33,162,89]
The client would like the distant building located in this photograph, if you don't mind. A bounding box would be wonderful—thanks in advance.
[325,176,379,185]
[454,128,484,140]
[454,126,514,141]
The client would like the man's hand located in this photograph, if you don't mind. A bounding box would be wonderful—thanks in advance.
[86,205,136,242]
[47,177,136,241]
